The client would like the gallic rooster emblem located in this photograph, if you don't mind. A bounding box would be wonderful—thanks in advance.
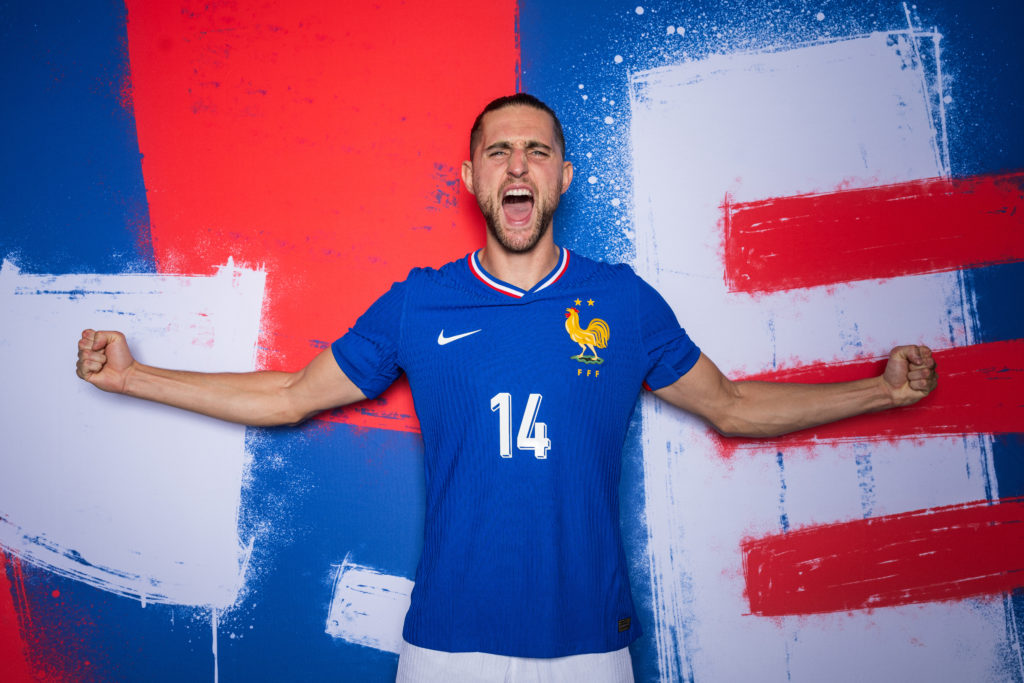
[564,307,609,364]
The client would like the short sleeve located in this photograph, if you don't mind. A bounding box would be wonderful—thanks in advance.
[635,275,700,390]
[331,280,406,399]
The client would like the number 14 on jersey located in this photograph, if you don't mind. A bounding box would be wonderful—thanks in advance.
[490,393,551,459]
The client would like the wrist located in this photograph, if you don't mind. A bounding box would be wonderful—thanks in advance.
[875,374,902,409]
[121,362,145,397]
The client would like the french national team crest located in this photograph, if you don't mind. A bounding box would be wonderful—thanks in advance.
[564,300,609,365]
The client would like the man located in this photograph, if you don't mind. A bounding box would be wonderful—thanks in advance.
[77,93,937,682]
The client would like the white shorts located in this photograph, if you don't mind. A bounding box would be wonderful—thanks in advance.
[395,641,635,683]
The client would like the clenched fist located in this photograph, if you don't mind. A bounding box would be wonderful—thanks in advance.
[76,329,137,394]
[881,344,937,407]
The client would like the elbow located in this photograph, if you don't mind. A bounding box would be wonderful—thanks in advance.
[695,399,738,436]
[287,404,326,427]
[265,381,316,427]
[703,382,781,439]
[708,414,745,438]
[278,412,310,428]
[248,408,308,428]
[702,391,748,438]
[708,414,789,439]
[277,398,321,427]
[706,379,750,437]
[258,407,317,428]
[704,401,778,439]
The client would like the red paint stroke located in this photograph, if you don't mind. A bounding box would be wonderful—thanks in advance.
[742,497,1024,616]
[0,553,35,682]
[723,172,1024,294]
[714,340,1024,456]
[125,1,519,433]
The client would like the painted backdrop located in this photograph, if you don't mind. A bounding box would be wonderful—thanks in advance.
[2,1,1022,681]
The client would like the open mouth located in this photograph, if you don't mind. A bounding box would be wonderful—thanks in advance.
[501,187,534,224]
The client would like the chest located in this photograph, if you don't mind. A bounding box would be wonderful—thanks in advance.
[399,292,646,409]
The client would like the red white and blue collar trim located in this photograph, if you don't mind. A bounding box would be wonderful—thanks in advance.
[469,247,570,298]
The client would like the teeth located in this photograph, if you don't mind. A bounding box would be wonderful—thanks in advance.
[504,188,533,199]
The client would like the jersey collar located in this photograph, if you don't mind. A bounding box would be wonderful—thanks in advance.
[468,246,570,298]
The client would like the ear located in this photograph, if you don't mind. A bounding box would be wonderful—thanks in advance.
[560,160,573,195]
[461,160,476,196]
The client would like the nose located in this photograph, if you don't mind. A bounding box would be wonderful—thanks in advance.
[507,148,528,177]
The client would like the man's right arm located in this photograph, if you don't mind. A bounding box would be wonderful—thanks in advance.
[76,329,367,426]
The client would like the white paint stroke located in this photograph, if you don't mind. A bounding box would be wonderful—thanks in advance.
[0,259,265,609]
[325,555,412,654]
[212,608,219,683]
[901,6,951,177]
[629,30,1005,682]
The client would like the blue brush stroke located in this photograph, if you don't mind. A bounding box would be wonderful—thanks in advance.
[962,262,1024,344]
[619,407,675,683]
[996,434,1024,683]
[776,451,790,533]
[992,434,1024,499]
[222,421,425,681]
[6,562,212,681]
[963,263,1024,676]
[0,1,153,274]
[854,443,877,519]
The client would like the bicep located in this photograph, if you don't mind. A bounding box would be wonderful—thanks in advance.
[287,348,367,422]
[652,353,738,426]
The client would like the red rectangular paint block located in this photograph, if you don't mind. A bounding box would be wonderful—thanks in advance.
[723,172,1024,294]
[125,0,520,434]
[742,497,1024,616]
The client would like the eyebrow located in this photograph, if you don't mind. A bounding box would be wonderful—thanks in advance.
[484,140,553,154]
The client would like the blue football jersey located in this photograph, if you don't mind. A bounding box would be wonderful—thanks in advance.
[332,247,700,657]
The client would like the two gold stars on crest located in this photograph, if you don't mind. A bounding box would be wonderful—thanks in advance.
[573,298,595,306]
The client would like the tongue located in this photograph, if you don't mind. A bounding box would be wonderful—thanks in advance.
[502,198,533,223]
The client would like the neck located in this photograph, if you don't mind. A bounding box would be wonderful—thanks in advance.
[479,235,560,291]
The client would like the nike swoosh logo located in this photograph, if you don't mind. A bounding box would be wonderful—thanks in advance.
[437,329,482,345]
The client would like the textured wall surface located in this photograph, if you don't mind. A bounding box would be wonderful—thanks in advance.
[2,1,1021,680]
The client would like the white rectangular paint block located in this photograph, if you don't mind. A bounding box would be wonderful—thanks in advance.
[325,556,413,654]
[0,259,265,608]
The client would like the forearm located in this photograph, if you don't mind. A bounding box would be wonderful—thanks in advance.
[78,331,366,424]
[714,376,894,438]
[123,363,309,426]
[653,352,930,439]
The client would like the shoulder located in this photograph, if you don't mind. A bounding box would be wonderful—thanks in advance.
[427,253,474,280]
[564,249,648,291]
[566,251,676,323]
[376,253,484,308]
[387,253,472,289]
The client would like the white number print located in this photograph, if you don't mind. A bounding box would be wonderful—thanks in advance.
[489,392,551,459]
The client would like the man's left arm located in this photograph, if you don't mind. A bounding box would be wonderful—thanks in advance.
[653,345,937,438]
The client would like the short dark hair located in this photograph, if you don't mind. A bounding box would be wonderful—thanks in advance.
[469,93,566,158]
